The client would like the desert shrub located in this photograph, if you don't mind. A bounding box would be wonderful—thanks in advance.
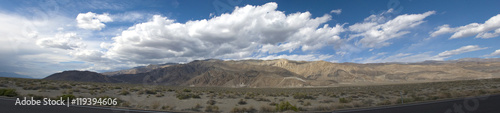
[319,99,335,103]
[231,106,256,113]
[302,101,311,106]
[440,92,452,98]
[183,89,192,92]
[275,101,298,112]
[188,103,202,112]
[155,93,164,97]
[63,89,73,94]
[255,97,270,102]
[205,105,220,112]
[238,99,247,105]
[207,99,216,105]
[412,96,425,102]
[22,85,41,90]
[161,105,173,110]
[151,101,160,109]
[339,97,352,103]
[352,101,364,107]
[119,90,130,95]
[129,88,140,92]
[269,101,279,106]
[60,84,72,89]
[362,99,374,106]
[89,90,96,95]
[261,105,275,112]
[72,89,80,92]
[0,88,18,97]
[176,93,201,100]
[119,101,130,107]
[145,89,156,95]
[293,93,315,100]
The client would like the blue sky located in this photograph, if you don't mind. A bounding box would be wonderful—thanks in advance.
[1,0,500,78]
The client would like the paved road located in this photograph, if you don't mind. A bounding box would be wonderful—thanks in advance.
[331,94,500,113]
[1,94,499,113]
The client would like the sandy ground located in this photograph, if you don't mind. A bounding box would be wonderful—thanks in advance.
[1,77,500,112]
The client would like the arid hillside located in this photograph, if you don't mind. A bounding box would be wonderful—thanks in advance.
[44,58,500,87]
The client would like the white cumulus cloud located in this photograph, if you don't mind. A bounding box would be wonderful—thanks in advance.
[94,2,344,64]
[349,9,435,48]
[484,49,500,57]
[76,12,113,30]
[430,14,500,39]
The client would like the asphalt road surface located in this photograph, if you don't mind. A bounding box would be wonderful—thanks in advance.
[1,94,499,113]
[331,94,500,113]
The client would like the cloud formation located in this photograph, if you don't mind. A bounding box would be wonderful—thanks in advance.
[485,49,500,57]
[349,9,435,48]
[436,45,487,58]
[430,14,500,39]
[36,33,85,50]
[330,9,342,15]
[253,54,335,62]
[359,45,487,63]
[96,2,344,64]
[76,12,113,30]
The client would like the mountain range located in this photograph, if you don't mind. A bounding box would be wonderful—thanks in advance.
[44,58,500,87]
[0,72,32,78]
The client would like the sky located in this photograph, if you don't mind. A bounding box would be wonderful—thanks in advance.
[1,0,500,78]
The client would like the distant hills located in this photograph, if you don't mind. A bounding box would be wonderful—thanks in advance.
[44,58,500,87]
[0,72,32,78]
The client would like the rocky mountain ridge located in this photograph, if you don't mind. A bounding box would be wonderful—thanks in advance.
[44,58,500,87]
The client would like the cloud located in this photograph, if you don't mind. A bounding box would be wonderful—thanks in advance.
[430,14,500,39]
[70,49,106,62]
[484,49,500,57]
[330,9,342,15]
[358,52,438,63]
[349,9,435,48]
[36,32,85,50]
[0,11,101,78]
[359,45,487,63]
[76,12,113,30]
[96,2,344,64]
[253,54,335,61]
[110,12,150,22]
[436,45,487,58]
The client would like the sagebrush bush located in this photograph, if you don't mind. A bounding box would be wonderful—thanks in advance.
[275,101,298,112]
[0,88,18,97]
[339,97,352,103]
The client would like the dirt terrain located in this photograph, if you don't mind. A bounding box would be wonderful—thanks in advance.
[2,77,500,112]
